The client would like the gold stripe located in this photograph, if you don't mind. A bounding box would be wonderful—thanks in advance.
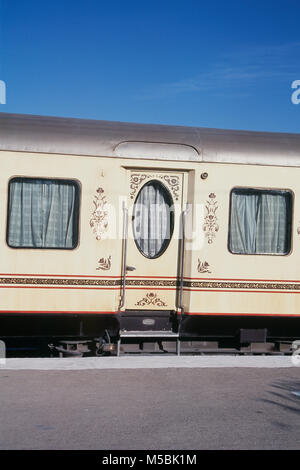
[0,277,121,287]
[0,277,299,291]
[184,281,300,290]
[127,279,177,287]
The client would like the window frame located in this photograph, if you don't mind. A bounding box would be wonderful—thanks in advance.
[6,176,81,250]
[132,179,175,260]
[228,186,293,256]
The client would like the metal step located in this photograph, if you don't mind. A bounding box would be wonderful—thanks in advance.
[117,330,180,356]
[120,330,179,338]
[120,310,175,332]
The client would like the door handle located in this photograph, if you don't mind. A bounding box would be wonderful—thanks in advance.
[126,266,136,271]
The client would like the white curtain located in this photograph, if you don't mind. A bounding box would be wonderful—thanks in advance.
[230,191,290,254]
[133,181,173,258]
[8,179,77,248]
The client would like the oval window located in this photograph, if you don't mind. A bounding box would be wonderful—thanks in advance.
[133,180,174,259]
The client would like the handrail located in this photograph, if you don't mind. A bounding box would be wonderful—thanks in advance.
[119,201,128,310]
[178,204,188,316]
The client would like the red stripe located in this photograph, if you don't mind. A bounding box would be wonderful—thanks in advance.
[0,310,299,317]
[0,272,120,278]
[0,310,118,315]
[0,285,120,290]
[184,276,300,283]
[127,275,178,279]
[1,273,300,283]
[184,312,300,317]
[184,288,300,294]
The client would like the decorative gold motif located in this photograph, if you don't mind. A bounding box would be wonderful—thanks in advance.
[0,277,121,286]
[184,280,300,291]
[90,187,108,240]
[0,276,300,292]
[197,259,211,273]
[96,256,111,271]
[203,193,219,244]
[135,292,167,306]
[127,279,177,287]
[130,174,148,199]
[130,173,180,201]
[162,175,180,201]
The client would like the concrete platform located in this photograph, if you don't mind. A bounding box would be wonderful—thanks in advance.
[0,366,299,449]
[0,355,296,370]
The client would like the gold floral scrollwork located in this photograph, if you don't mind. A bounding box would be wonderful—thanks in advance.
[90,187,108,240]
[135,292,167,307]
[197,259,211,274]
[130,173,180,201]
[130,174,148,199]
[162,175,180,201]
[1,277,300,291]
[203,193,219,244]
[96,256,111,271]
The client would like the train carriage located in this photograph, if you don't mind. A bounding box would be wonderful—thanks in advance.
[0,112,300,354]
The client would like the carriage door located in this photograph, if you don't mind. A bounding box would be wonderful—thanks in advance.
[122,170,186,316]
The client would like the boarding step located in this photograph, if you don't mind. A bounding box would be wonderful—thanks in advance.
[120,310,176,332]
[117,330,180,356]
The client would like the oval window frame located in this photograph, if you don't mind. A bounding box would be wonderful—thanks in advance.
[132,179,175,259]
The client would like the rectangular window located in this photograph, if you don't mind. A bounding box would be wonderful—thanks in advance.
[229,188,292,255]
[7,177,80,249]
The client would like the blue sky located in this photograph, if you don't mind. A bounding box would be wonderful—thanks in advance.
[0,0,300,132]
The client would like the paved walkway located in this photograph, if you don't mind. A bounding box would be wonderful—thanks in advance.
[0,366,299,449]
[0,355,297,370]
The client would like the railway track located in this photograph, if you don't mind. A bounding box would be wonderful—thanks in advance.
[1,337,296,358]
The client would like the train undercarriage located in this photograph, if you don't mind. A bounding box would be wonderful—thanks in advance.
[0,311,299,357]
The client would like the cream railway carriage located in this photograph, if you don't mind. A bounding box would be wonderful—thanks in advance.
[0,112,300,354]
